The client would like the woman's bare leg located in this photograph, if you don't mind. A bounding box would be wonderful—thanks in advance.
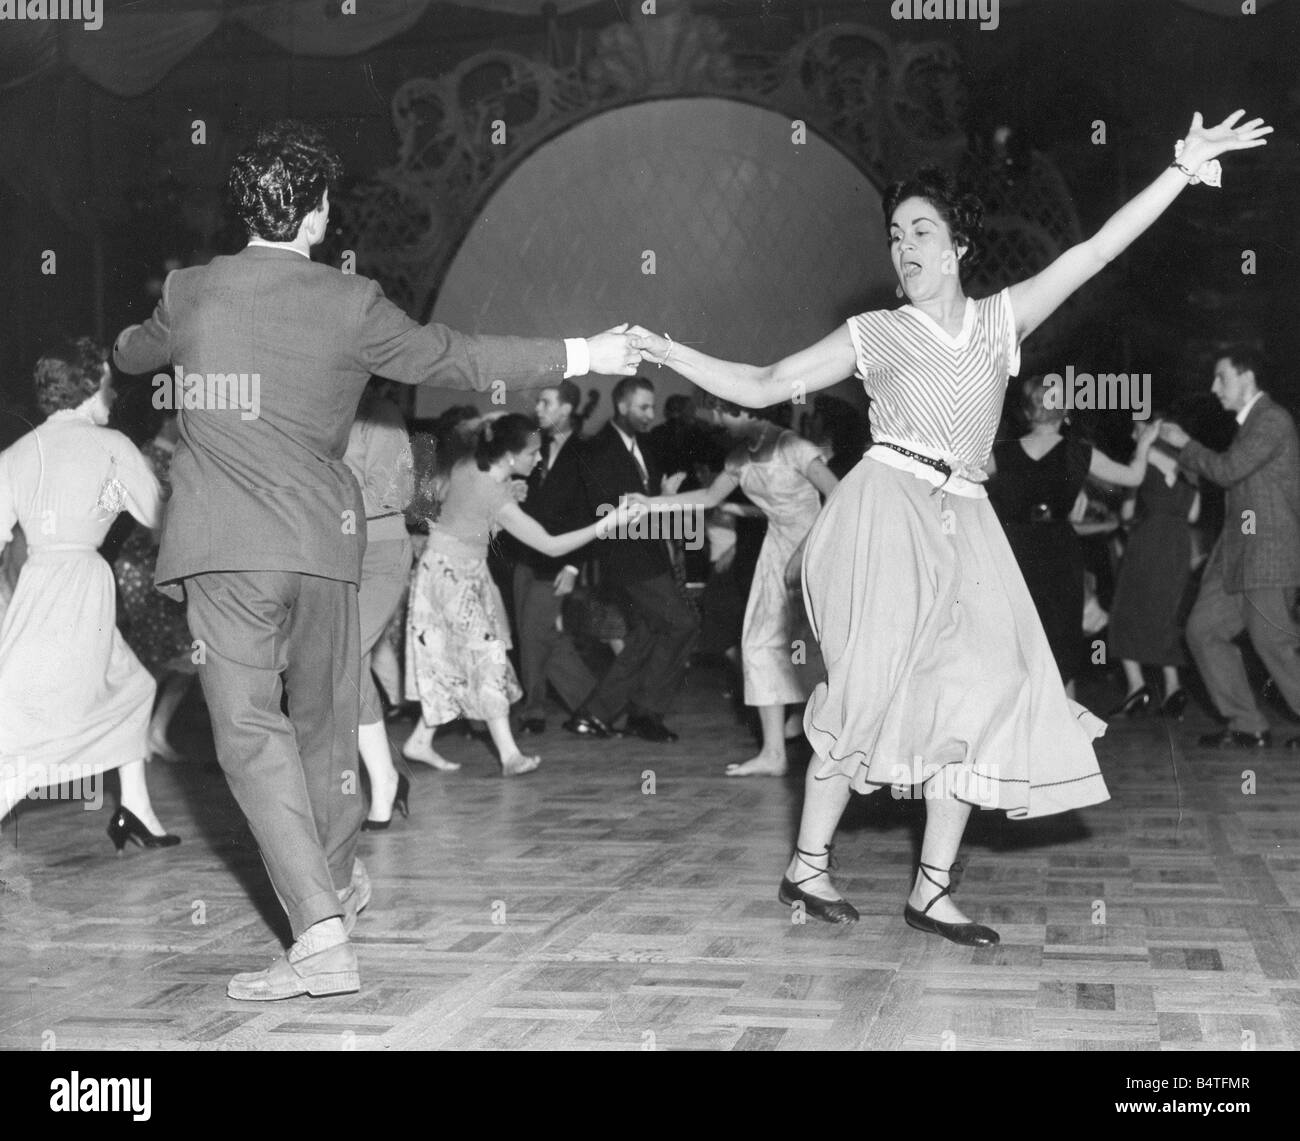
[402,715,460,771]
[117,759,169,835]
[146,671,192,762]
[488,716,539,775]
[358,720,401,824]
[782,765,853,899]
[726,704,788,776]
[1122,659,1146,695]
[906,788,974,924]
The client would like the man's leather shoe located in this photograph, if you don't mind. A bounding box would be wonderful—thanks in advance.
[518,718,546,735]
[1198,728,1272,749]
[227,919,358,1001]
[625,713,678,743]
[338,858,371,935]
[562,712,619,738]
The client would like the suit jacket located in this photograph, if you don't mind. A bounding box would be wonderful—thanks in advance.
[570,420,670,584]
[1179,392,1300,592]
[113,245,568,597]
[511,431,587,580]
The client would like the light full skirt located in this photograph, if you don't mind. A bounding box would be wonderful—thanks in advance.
[801,458,1108,819]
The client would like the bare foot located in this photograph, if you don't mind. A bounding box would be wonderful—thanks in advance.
[500,752,541,776]
[725,752,787,777]
[402,738,461,771]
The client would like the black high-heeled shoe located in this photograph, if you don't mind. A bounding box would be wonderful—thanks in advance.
[361,774,410,832]
[777,844,859,925]
[1161,688,1189,720]
[903,859,999,946]
[1106,685,1153,718]
[106,807,181,853]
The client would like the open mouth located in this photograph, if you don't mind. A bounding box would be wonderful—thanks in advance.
[902,260,922,279]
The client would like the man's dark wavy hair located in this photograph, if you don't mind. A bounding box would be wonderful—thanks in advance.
[34,336,108,416]
[227,119,344,242]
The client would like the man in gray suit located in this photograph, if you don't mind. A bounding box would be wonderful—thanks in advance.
[1160,346,1300,748]
[114,121,642,999]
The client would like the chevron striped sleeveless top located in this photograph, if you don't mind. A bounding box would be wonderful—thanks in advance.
[848,288,1021,491]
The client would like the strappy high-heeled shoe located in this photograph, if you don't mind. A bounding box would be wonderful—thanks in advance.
[903,859,999,946]
[778,844,859,925]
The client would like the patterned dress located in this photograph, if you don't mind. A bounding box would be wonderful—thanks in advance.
[405,464,521,723]
[113,438,194,675]
[730,430,827,706]
[801,290,1108,819]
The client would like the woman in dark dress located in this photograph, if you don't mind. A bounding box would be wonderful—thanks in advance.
[1106,428,1200,717]
[987,376,1160,695]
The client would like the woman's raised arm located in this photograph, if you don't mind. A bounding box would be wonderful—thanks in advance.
[1009,111,1271,343]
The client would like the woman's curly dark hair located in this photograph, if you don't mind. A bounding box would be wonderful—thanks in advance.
[227,119,345,242]
[883,167,984,278]
[34,336,109,416]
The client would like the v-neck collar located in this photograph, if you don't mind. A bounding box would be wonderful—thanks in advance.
[901,297,976,350]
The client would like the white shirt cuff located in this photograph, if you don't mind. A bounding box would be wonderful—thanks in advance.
[563,338,589,379]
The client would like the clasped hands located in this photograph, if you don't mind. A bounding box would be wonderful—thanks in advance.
[583,324,675,374]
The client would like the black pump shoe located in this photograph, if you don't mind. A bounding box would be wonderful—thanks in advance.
[1106,685,1153,719]
[777,844,859,925]
[1160,688,1189,720]
[106,807,181,853]
[362,774,410,832]
[903,859,999,947]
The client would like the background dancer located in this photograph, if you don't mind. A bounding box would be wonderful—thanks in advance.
[632,398,837,776]
[0,339,179,850]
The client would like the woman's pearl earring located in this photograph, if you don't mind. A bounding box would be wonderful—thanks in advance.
[896,284,905,299]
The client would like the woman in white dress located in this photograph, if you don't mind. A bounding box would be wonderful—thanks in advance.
[630,111,1270,945]
[633,400,837,776]
[0,339,179,849]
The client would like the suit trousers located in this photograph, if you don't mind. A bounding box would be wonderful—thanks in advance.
[586,569,699,723]
[512,563,596,721]
[358,537,413,726]
[185,570,365,937]
[1186,561,1300,733]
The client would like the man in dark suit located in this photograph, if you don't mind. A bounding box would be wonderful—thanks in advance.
[113,121,642,1000]
[563,376,699,742]
[1160,346,1300,748]
[510,380,597,734]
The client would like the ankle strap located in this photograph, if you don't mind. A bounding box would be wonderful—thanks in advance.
[790,844,836,887]
[916,859,964,915]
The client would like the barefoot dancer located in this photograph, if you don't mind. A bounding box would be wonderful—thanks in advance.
[632,399,837,776]
[405,414,642,775]
[632,111,1271,944]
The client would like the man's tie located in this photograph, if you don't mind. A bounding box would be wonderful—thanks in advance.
[535,433,553,487]
[629,439,649,490]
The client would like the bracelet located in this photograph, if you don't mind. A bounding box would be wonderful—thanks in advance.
[1172,140,1222,188]
[659,333,675,367]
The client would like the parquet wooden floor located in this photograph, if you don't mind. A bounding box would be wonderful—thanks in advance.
[3,662,1299,1052]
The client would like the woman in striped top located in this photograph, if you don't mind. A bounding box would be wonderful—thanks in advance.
[630,110,1270,946]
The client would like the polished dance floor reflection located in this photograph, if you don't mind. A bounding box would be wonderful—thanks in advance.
[2,662,1299,1051]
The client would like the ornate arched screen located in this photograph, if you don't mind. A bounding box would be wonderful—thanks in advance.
[341,9,1086,414]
